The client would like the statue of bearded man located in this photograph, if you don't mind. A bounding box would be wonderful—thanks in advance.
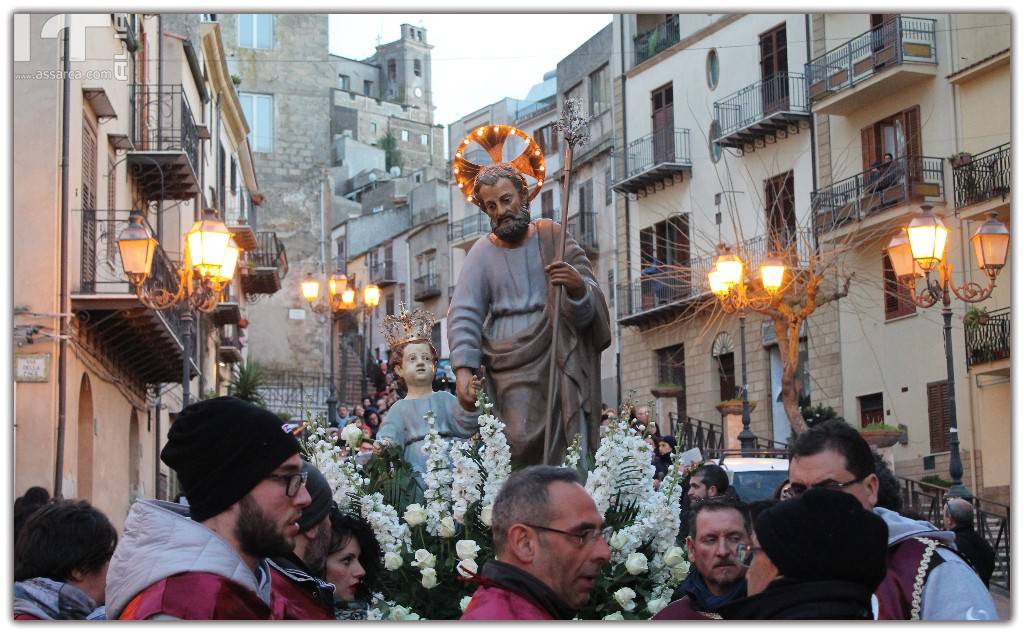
[447,163,611,466]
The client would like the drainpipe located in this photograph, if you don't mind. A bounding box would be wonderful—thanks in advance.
[806,14,818,193]
[54,14,72,498]
[617,14,632,406]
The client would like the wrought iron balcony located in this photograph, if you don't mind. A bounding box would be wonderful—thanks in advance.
[448,213,490,246]
[212,283,241,327]
[953,143,1011,210]
[965,307,1010,369]
[413,272,441,301]
[218,326,243,364]
[805,17,938,115]
[634,15,679,66]
[567,212,599,253]
[370,259,397,286]
[71,209,198,385]
[515,95,557,123]
[811,155,945,236]
[241,231,288,297]
[612,128,691,197]
[713,73,810,152]
[127,84,201,200]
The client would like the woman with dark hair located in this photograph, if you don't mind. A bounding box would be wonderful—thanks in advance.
[326,507,382,620]
[13,500,117,620]
[13,486,51,544]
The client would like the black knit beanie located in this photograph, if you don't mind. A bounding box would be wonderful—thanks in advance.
[298,461,333,531]
[754,488,888,590]
[161,396,300,522]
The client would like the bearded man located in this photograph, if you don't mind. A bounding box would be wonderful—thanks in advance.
[447,163,611,466]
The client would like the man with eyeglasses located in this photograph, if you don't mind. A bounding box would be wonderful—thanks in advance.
[106,397,311,620]
[788,420,996,620]
[654,498,751,620]
[462,466,611,620]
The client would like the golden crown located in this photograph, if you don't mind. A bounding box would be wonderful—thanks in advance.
[381,303,436,350]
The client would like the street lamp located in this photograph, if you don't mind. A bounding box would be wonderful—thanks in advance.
[885,205,1010,500]
[302,269,354,425]
[361,283,381,400]
[709,244,788,455]
[117,208,235,405]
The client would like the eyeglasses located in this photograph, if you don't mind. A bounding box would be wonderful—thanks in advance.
[523,523,614,547]
[265,471,309,497]
[788,474,867,497]
[734,543,762,567]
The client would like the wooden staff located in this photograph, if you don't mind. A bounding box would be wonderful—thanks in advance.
[542,98,590,465]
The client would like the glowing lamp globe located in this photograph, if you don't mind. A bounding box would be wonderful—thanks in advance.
[186,209,232,278]
[714,250,744,289]
[760,256,786,294]
[906,206,949,272]
[301,273,320,303]
[117,212,158,286]
[364,284,381,308]
[970,212,1010,278]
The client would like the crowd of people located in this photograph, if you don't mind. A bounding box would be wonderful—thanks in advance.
[12,398,1000,620]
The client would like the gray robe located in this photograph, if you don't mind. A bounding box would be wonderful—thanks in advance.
[447,220,611,466]
[375,390,480,475]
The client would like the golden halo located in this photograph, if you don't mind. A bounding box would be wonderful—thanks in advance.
[452,124,547,205]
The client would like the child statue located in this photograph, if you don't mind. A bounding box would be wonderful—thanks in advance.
[375,304,482,475]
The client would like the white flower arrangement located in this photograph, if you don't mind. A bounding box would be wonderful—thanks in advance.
[476,394,511,507]
[421,412,455,536]
[449,440,482,524]
[359,492,411,555]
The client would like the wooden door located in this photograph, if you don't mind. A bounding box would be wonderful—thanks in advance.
[760,24,789,115]
[651,83,674,164]
[765,172,796,254]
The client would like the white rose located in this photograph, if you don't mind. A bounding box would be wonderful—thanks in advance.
[646,597,669,614]
[456,539,480,560]
[403,504,427,527]
[609,531,630,551]
[480,504,493,526]
[439,516,457,538]
[341,423,363,448]
[603,611,625,620]
[457,558,478,577]
[613,587,636,612]
[412,549,436,570]
[624,552,649,576]
[459,596,473,612]
[389,606,410,620]
[670,561,691,581]
[404,613,421,620]
[383,551,403,571]
[663,546,685,567]
[420,567,438,589]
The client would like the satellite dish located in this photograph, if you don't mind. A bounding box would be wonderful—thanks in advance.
[368,173,378,182]
[389,166,401,177]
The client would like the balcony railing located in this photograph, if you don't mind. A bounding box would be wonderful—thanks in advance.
[128,84,200,200]
[515,96,557,123]
[670,413,725,457]
[713,73,810,146]
[634,15,680,66]
[242,231,288,296]
[567,212,599,252]
[370,259,396,285]
[623,128,691,180]
[966,307,1010,368]
[448,213,490,243]
[811,155,945,235]
[78,210,178,299]
[806,16,938,103]
[413,272,441,301]
[954,143,1011,209]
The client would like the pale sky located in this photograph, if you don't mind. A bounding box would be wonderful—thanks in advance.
[328,14,613,131]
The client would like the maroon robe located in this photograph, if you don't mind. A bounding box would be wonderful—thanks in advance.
[119,571,270,620]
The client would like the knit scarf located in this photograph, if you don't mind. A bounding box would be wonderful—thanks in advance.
[13,577,99,620]
[678,568,748,612]
[476,561,577,620]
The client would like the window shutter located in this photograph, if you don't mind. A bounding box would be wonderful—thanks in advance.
[640,226,655,268]
[927,382,951,453]
[862,124,878,172]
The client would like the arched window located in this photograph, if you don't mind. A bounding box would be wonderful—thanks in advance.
[712,332,736,401]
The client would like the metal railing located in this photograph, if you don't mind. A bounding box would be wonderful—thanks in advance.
[634,15,680,66]
[413,272,440,299]
[805,16,938,101]
[567,212,599,251]
[714,73,809,139]
[448,213,490,243]
[811,155,945,233]
[954,143,1011,209]
[129,84,200,172]
[257,370,332,419]
[246,231,289,278]
[370,259,396,283]
[623,128,691,180]
[899,476,1010,591]
[515,96,556,123]
[965,307,1010,368]
[670,413,725,457]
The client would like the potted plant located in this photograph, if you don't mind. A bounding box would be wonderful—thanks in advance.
[716,398,756,417]
[859,423,902,448]
[230,74,242,86]
[949,151,973,168]
[963,306,990,328]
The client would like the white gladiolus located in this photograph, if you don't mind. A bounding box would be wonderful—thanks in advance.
[449,441,482,524]
[359,493,411,554]
[383,552,403,571]
[625,552,649,575]
[459,597,473,612]
[403,503,427,527]
[602,611,625,620]
[421,413,454,536]
[457,559,478,577]
[613,587,637,612]
[420,568,438,589]
[456,539,480,561]
[480,504,493,526]
[663,546,685,567]
[341,422,364,448]
[412,549,437,570]
[478,412,512,506]
[646,596,669,614]
[439,516,457,538]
